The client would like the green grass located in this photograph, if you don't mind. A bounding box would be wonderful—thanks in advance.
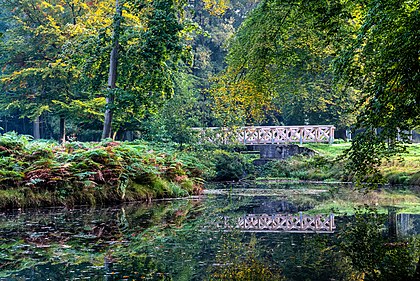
[303,142,351,158]
[265,143,420,185]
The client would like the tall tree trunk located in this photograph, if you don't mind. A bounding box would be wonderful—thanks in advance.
[59,116,66,144]
[33,116,40,140]
[102,0,122,139]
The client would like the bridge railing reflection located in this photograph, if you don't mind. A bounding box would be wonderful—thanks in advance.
[211,213,336,233]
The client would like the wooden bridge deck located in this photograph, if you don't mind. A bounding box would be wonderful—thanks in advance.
[213,213,336,233]
[194,125,335,145]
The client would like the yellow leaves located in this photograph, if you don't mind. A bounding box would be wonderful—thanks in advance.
[203,0,229,16]
[40,1,53,9]
[210,72,275,125]
[53,98,105,120]
[348,4,364,31]
[67,23,85,37]
[403,0,420,13]
[49,59,67,68]
[40,1,65,15]
[123,9,142,24]
[73,1,113,31]
[34,105,51,117]
[349,271,365,281]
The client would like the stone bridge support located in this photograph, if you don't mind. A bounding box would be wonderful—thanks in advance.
[251,144,316,165]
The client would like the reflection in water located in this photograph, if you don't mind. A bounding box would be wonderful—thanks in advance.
[214,213,335,233]
[0,188,419,280]
[339,207,420,281]
[398,213,420,237]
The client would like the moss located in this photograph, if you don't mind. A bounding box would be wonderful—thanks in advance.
[128,182,154,199]
[0,189,25,209]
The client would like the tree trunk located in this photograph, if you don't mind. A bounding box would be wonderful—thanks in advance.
[102,0,122,139]
[59,116,66,144]
[33,116,40,140]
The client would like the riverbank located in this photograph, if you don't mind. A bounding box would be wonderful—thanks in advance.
[254,143,420,185]
[1,132,419,209]
[0,133,204,209]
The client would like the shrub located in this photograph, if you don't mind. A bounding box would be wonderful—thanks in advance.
[213,150,253,181]
[386,173,410,185]
[408,172,420,186]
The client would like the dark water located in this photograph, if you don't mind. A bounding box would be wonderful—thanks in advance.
[1,185,419,280]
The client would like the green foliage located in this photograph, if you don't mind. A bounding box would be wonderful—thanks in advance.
[0,134,204,208]
[386,172,411,185]
[211,0,357,127]
[254,143,420,185]
[335,0,420,186]
[339,207,420,281]
[0,0,90,138]
[0,0,195,139]
[212,150,254,181]
[257,155,346,182]
[209,234,286,281]
[409,172,420,186]
[141,73,202,144]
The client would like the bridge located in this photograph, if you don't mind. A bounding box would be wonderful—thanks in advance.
[193,125,335,145]
[213,213,336,233]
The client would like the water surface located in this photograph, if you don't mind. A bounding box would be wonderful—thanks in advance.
[1,184,419,280]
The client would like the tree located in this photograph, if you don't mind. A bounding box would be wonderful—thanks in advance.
[335,0,420,185]
[66,0,188,139]
[102,0,122,139]
[209,0,357,127]
[0,0,95,141]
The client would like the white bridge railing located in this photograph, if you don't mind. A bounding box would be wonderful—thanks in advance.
[214,213,336,233]
[193,125,335,145]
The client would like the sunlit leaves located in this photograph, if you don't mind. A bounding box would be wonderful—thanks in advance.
[202,0,229,16]
[213,0,356,127]
[210,71,275,125]
[335,0,420,185]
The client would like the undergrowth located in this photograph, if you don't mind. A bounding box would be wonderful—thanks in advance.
[1,132,418,209]
[0,132,204,209]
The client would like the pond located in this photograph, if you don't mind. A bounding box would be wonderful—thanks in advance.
[1,183,420,280]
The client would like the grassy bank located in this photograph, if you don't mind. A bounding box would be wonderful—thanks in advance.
[253,142,420,185]
[307,142,420,185]
[207,142,420,185]
[1,132,419,208]
[0,133,205,209]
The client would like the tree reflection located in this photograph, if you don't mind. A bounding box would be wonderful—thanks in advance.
[1,200,420,280]
[339,207,420,281]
